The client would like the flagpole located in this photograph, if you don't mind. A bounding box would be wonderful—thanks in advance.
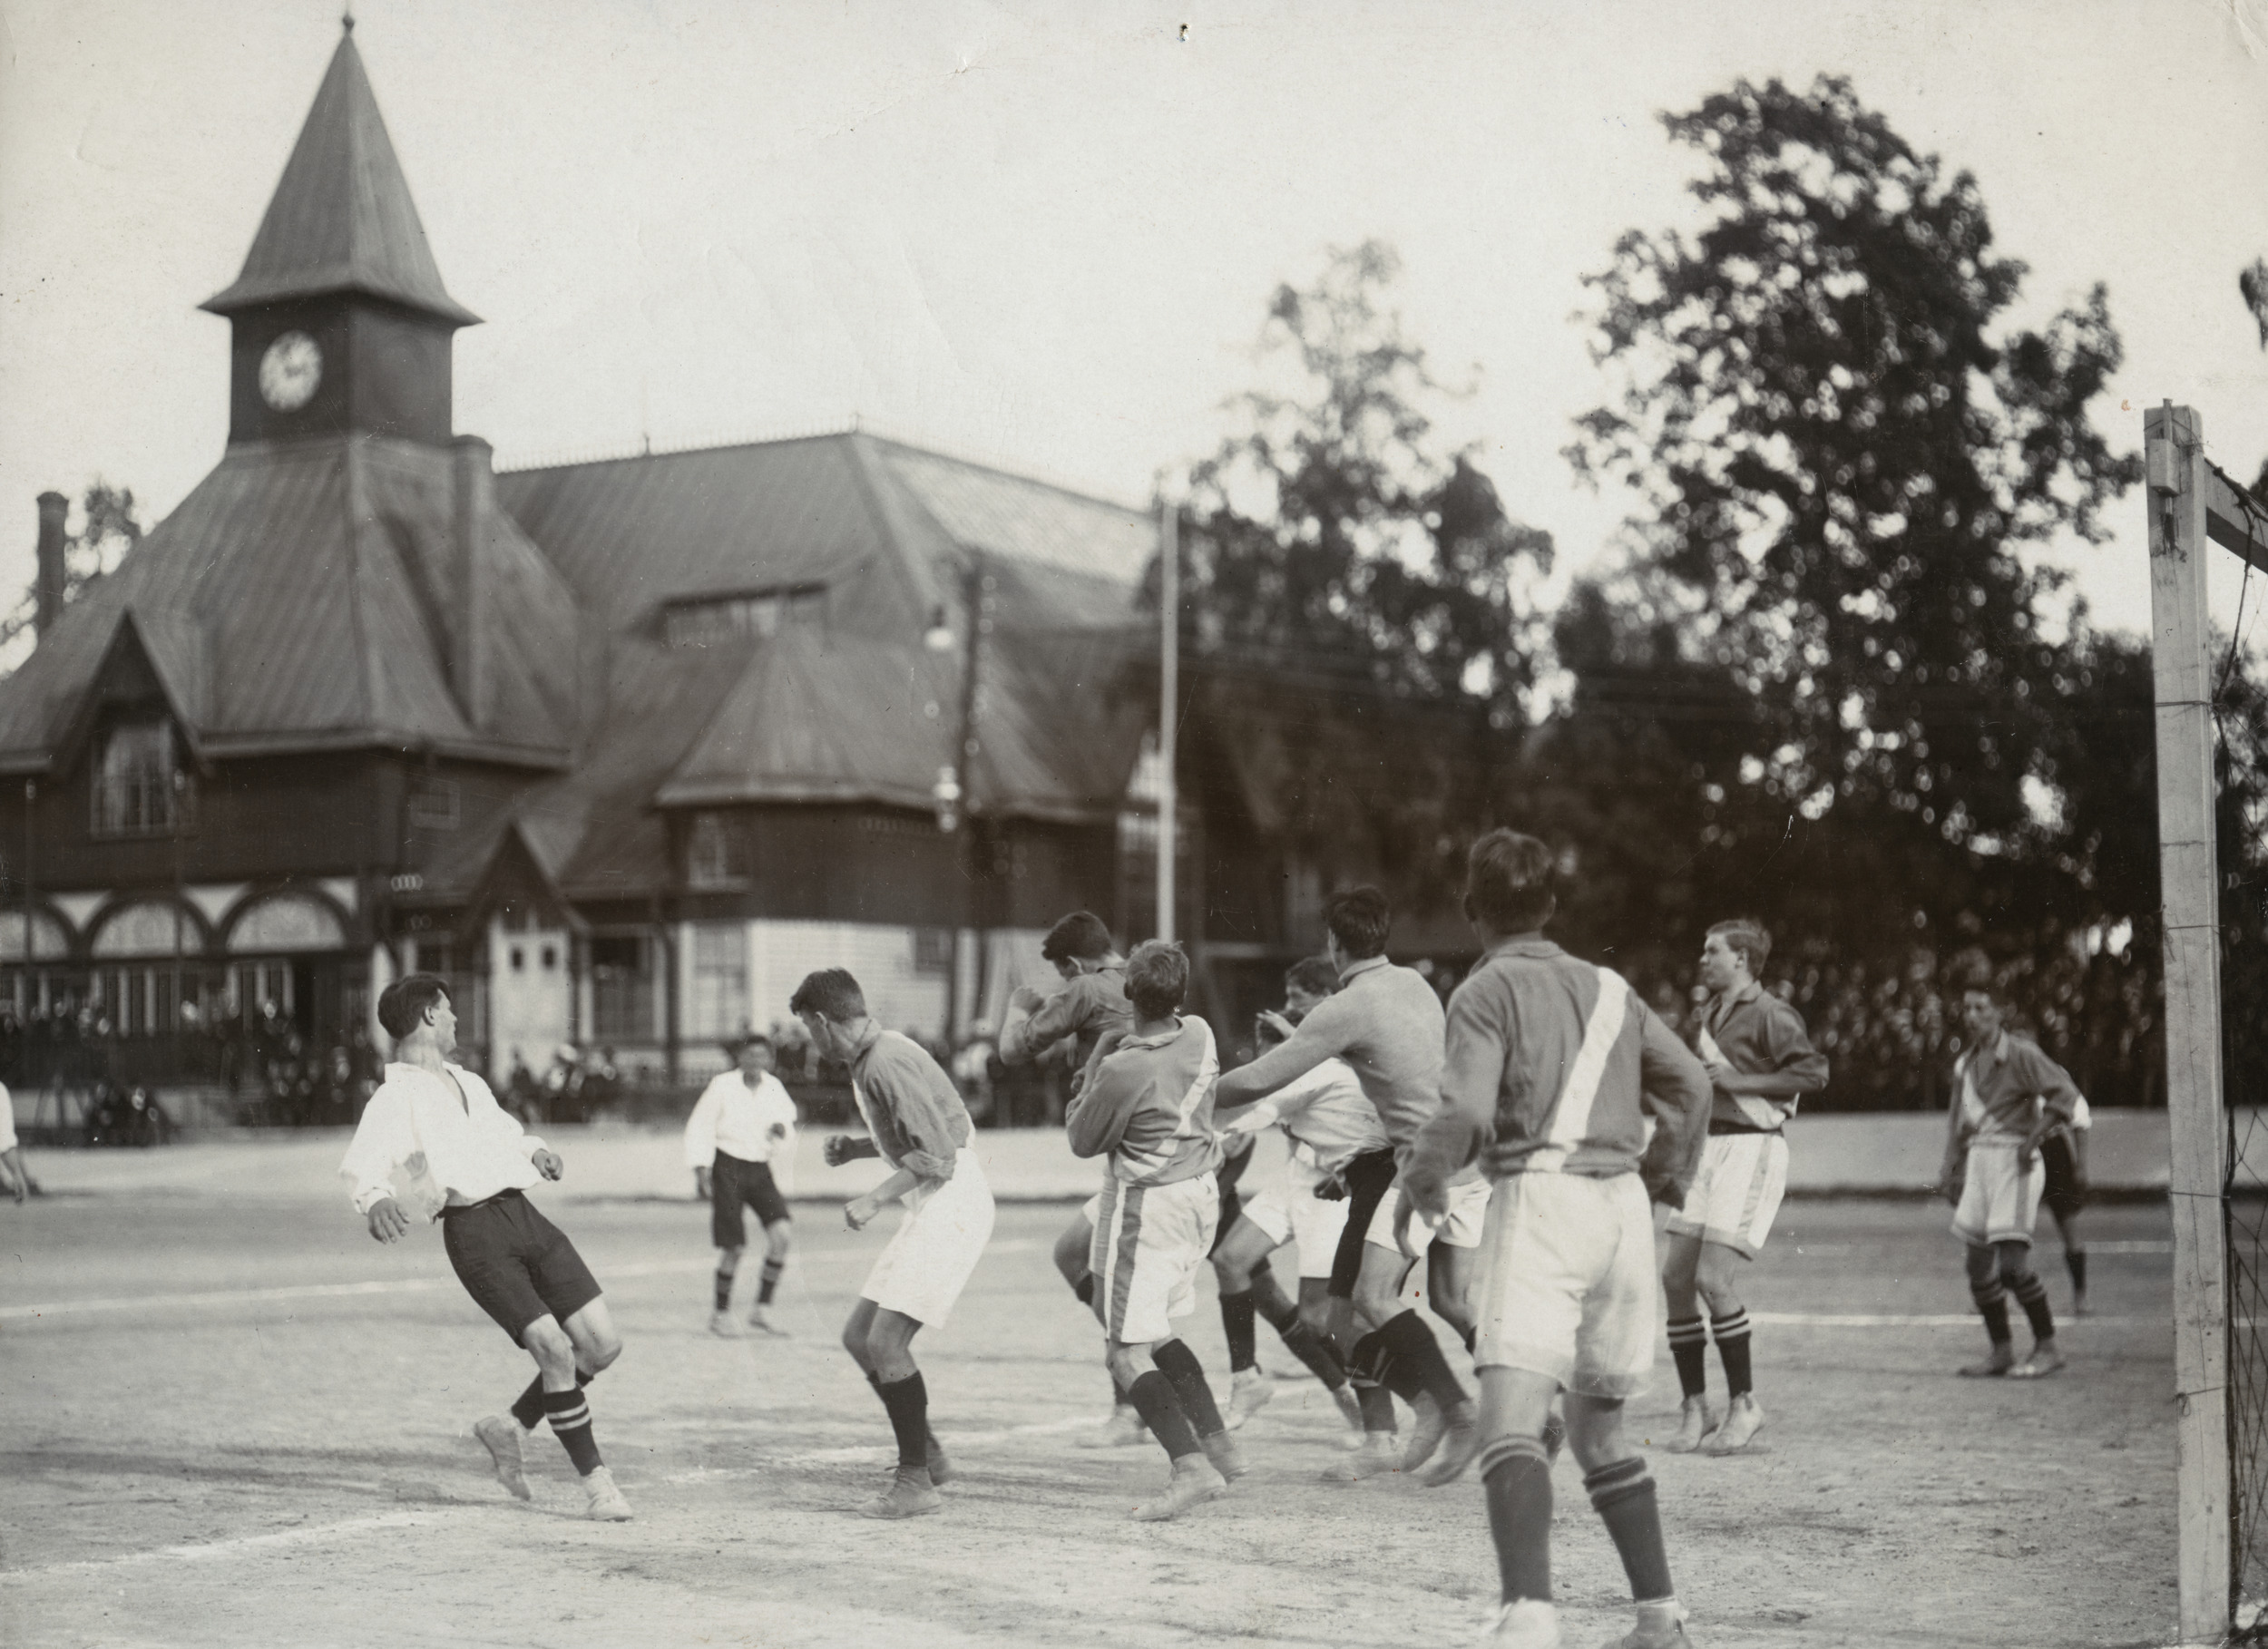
[1156,497,1177,945]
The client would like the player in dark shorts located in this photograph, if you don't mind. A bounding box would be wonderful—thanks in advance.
[685,1036,799,1335]
[339,973,631,1520]
[2039,1095,2091,1315]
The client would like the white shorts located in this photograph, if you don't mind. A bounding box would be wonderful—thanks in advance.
[860,1147,996,1329]
[1367,1176,1491,1253]
[1240,1151,1349,1279]
[1665,1133,1788,1260]
[1951,1140,2044,1248]
[1080,1191,1102,1226]
[1091,1172,1217,1345]
[1471,1173,1657,1400]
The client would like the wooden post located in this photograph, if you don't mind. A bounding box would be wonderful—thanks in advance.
[1157,500,1178,945]
[2146,403,2232,1644]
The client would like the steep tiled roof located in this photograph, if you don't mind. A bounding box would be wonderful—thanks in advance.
[200,30,477,325]
[0,438,576,771]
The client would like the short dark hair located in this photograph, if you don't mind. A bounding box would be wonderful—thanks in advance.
[1707,918,1771,974]
[731,1033,773,1055]
[789,969,866,1022]
[1322,887,1392,960]
[378,972,450,1040]
[1124,939,1189,1020]
[1463,830,1557,933]
[1285,955,1338,999]
[1041,911,1116,963]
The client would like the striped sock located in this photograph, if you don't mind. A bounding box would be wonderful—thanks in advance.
[1667,1315,1708,1399]
[513,1370,589,1431]
[1585,1456,1674,1603]
[543,1386,602,1476]
[1970,1282,2011,1345]
[1709,1309,1753,1400]
[1479,1435,1554,1604]
[713,1268,734,1312]
[758,1258,785,1305]
[2012,1273,2056,1342]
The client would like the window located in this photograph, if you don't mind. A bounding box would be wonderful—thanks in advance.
[686,922,748,1039]
[914,928,954,974]
[663,584,827,649]
[591,932,657,1042]
[407,779,460,830]
[92,720,192,838]
[687,812,750,887]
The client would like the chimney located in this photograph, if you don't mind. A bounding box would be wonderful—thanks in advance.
[450,436,492,728]
[34,491,67,640]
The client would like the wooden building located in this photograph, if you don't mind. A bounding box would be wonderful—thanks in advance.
[0,27,1276,1091]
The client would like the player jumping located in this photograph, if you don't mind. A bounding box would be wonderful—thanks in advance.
[797,968,998,1519]
[339,973,633,1521]
[685,1033,799,1336]
[1068,939,1244,1520]
[1939,971,2078,1379]
[1403,830,1712,1649]
[1660,919,1827,1456]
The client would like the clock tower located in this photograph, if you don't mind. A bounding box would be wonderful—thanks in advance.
[201,20,478,448]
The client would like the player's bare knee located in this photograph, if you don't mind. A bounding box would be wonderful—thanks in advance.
[765,1222,793,1260]
[523,1319,576,1377]
[1052,1221,1090,1287]
[1563,1397,1632,1473]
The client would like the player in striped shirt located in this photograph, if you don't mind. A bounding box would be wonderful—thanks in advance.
[1404,831,1712,1649]
[1068,940,1243,1520]
[1660,919,1828,1456]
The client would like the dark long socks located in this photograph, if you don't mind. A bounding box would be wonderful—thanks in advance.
[1219,1291,1258,1373]
[1479,1435,1553,1604]
[543,1385,602,1476]
[1585,1456,1675,1603]
[758,1257,785,1305]
[876,1372,931,1473]
[1377,1309,1467,1410]
[513,1369,589,1431]
[1667,1314,1707,1399]
[1151,1338,1227,1437]
[1126,1369,1200,1459]
[1710,1308,1753,1399]
[713,1268,734,1312]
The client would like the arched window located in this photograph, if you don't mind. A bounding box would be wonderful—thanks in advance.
[92,719,191,838]
[228,893,346,953]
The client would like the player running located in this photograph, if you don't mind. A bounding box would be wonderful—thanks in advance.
[997,910,1140,1445]
[340,973,633,1521]
[1939,972,2078,1380]
[1068,939,1242,1520]
[1211,1002,1377,1437]
[1660,919,1827,1456]
[1403,830,1712,1649]
[684,1034,799,1337]
[1212,887,1481,1486]
[797,968,997,1520]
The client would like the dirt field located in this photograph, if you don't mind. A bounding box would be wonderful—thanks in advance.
[1,1176,2179,1649]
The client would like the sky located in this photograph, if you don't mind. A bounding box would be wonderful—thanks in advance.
[3,0,2266,648]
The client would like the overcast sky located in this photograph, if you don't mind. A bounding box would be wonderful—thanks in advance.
[3,0,2264,645]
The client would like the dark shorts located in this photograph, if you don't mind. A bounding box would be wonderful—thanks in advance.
[2041,1130,2088,1220]
[1209,1136,1255,1255]
[711,1151,791,1248]
[440,1190,603,1344]
[1327,1148,1401,1298]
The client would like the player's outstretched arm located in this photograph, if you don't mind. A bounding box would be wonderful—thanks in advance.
[825,1134,882,1166]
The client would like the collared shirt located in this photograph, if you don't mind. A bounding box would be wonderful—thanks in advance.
[848,1024,973,1181]
[1950,1029,2079,1150]
[1067,1015,1223,1186]
[1216,954,1446,1154]
[1696,981,1830,1131]
[683,1068,799,1167]
[997,965,1132,1072]
[1404,935,1712,1195]
[1221,1056,1386,1175]
[339,1061,546,1217]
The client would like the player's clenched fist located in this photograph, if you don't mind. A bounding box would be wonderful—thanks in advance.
[366,1195,410,1244]
[824,1133,858,1166]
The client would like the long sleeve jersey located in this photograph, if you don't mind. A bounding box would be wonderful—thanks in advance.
[1218,1055,1387,1175]
[1694,981,1830,1132]
[1213,956,1446,1154]
[339,1062,546,1217]
[1941,1029,2080,1182]
[1066,1015,1223,1187]
[683,1069,800,1166]
[847,1024,973,1181]
[1403,936,1711,1206]
[997,966,1132,1072]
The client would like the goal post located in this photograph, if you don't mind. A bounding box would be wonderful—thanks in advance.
[2146,402,2268,1644]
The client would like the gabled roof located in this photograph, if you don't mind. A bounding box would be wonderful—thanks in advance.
[201,26,478,326]
[0,437,576,772]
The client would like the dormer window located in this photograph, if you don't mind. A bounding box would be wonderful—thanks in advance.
[687,811,749,887]
[91,719,192,839]
[663,584,826,649]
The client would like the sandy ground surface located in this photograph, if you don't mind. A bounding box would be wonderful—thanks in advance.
[1,1168,2179,1649]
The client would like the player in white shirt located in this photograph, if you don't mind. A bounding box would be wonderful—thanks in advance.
[0,1078,27,1203]
[339,973,632,1521]
[1209,982,1387,1436]
[685,1035,801,1336]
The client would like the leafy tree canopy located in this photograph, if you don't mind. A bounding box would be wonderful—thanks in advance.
[1569,75,2139,851]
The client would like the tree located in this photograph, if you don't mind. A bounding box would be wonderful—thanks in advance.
[1568,76,2139,891]
[0,480,143,655]
[1163,242,1554,908]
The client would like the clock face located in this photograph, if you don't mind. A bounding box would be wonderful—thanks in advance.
[258,331,323,412]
